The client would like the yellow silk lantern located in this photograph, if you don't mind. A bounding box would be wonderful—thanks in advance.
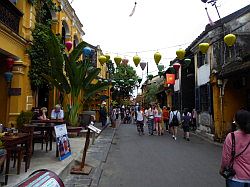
[133,55,141,67]
[104,54,110,62]
[154,52,162,65]
[224,34,236,47]
[98,55,107,66]
[198,43,210,54]
[114,56,122,66]
[176,49,186,60]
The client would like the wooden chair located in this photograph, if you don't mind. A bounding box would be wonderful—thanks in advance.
[0,150,6,185]
[12,126,34,174]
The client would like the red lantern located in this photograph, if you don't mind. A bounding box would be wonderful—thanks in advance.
[65,41,73,51]
[6,58,14,71]
[166,74,175,85]
[173,62,181,71]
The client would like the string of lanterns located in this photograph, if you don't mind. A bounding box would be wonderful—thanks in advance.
[63,33,237,88]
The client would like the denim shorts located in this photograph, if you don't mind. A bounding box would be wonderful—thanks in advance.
[226,179,250,187]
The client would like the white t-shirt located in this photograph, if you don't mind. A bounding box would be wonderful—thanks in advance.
[137,111,144,121]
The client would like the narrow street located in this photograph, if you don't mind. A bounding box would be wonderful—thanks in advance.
[99,123,225,187]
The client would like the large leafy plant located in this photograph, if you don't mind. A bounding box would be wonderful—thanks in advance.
[43,30,109,126]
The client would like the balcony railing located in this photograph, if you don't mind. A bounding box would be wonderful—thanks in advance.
[0,0,23,34]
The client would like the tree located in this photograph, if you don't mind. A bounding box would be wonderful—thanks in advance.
[43,30,109,126]
[111,64,139,102]
[144,84,158,106]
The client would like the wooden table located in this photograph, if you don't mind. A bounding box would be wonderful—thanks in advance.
[1,133,31,185]
[29,120,66,156]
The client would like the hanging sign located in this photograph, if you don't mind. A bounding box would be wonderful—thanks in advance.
[54,124,71,161]
[166,74,175,85]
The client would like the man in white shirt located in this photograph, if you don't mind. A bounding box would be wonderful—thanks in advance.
[51,104,64,120]
[145,105,154,135]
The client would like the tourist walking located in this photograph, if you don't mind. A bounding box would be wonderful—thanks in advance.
[99,101,108,128]
[145,105,154,135]
[182,110,191,141]
[136,107,144,135]
[220,109,250,187]
[154,104,163,136]
[169,106,181,140]
[162,106,170,133]
[191,108,197,131]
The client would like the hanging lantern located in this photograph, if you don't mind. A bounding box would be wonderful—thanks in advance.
[103,79,109,83]
[173,62,181,71]
[157,64,164,72]
[83,47,92,57]
[198,43,209,54]
[65,41,73,51]
[98,79,103,82]
[167,66,176,74]
[224,34,236,47]
[133,55,141,67]
[138,78,142,84]
[4,72,13,83]
[147,74,153,80]
[122,58,129,66]
[107,59,112,64]
[184,58,191,65]
[111,80,116,85]
[166,74,175,85]
[140,62,147,71]
[114,56,122,66]
[176,49,186,60]
[98,55,107,66]
[128,79,134,85]
[119,80,124,83]
[6,58,14,71]
[154,52,162,65]
[105,54,110,62]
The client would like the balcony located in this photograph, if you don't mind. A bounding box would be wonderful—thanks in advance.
[0,0,23,34]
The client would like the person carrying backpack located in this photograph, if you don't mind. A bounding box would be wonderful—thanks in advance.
[169,106,181,140]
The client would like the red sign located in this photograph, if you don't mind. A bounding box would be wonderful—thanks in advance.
[166,74,175,85]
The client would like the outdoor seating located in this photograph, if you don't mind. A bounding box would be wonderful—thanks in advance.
[0,149,6,185]
[11,126,34,174]
[1,132,32,185]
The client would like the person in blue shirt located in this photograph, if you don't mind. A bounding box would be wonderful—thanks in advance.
[51,104,64,120]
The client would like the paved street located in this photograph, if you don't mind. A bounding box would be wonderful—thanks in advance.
[99,123,225,187]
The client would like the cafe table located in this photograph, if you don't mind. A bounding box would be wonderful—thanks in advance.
[29,120,66,156]
[1,133,31,185]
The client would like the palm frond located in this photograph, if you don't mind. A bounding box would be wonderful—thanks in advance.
[69,41,88,63]
[84,82,109,99]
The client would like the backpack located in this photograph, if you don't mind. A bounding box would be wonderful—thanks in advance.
[172,112,179,125]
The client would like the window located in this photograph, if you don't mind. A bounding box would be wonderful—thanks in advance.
[197,51,208,68]
[199,84,209,111]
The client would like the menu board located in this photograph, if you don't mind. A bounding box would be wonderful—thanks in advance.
[54,124,71,161]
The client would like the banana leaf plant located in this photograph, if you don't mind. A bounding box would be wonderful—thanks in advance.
[42,30,109,126]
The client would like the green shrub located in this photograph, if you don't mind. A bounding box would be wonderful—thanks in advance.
[16,111,33,129]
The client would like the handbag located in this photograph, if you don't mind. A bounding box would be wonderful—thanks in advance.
[222,132,250,179]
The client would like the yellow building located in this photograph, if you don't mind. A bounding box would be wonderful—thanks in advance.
[0,0,85,126]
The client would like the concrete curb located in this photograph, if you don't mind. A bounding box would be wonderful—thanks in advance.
[62,126,117,187]
[190,130,223,147]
